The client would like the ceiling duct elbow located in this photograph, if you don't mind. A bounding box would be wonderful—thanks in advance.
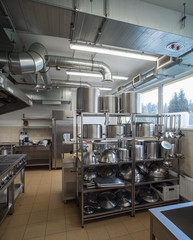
[45,55,112,82]
[0,42,47,75]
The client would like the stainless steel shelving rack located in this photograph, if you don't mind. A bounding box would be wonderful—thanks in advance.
[76,112,181,227]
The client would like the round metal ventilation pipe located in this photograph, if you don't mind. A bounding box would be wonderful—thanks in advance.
[45,55,112,82]
[0,42,47,75]
[51,80,91,88]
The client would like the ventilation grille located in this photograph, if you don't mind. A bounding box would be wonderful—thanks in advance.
[157,55,175,69]
[133,74,141,85]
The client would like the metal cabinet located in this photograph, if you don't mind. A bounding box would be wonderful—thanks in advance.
[62,158,77,202]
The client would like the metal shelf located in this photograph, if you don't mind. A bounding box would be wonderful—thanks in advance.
[83,206,132,220]
[135,200,179,211]
[76,112,181,227]
[83,183,132,193]
[0,203,13,224]
[23,126,52,129]
[135,175,179,186]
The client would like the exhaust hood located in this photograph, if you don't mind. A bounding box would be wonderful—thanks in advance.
[0,74,32,115]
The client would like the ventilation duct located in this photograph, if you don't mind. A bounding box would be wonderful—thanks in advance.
[45,55,112,82]
[0,42,51,88]
[51,80,91,88]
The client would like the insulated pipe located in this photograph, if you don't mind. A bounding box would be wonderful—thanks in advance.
[51,80,91,88]
[0,42,47,75]
[45,55,112,82]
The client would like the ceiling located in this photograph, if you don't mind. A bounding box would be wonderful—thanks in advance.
[1,0,193,96]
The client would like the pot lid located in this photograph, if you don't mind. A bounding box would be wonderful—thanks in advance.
[161,141,172,150]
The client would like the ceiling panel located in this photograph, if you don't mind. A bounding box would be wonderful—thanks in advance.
[73,12,103,42]
[98,19,193,57]
[4,0,72,38]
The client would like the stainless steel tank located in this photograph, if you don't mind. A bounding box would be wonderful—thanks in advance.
[77,87,100,113]
[120,91,141,113]
[100,95,118,113]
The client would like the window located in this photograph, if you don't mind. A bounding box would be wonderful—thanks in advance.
[141,88,158,114]
[163,75,193,128]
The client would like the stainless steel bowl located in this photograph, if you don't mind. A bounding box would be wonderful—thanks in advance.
[100,149,118,163]
[83,152,96,165]
[149,163,168,178]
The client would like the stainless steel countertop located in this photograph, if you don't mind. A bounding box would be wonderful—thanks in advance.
[149,201,193,240]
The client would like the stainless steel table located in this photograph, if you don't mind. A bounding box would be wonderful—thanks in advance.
[149,202,193,240]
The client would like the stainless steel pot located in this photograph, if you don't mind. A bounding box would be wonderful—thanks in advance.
[135,145,144,161]
[136,122,155,137]
[155,124,164,137]
[144,142,158,159]
[120,91,141,113]
[77,87,100,113]
[117,148,129,161]
[0,149,8,155]
[125,123,132,137]
[100,95,118,113]
[83,124,102,139]
[100,149,118,163]
[106,125,125,138]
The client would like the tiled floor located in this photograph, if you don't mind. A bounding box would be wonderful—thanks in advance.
[0,169,150,240]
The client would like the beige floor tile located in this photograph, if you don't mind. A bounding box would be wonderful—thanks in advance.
[46,219,66,235]
[14,203,33,215]
[32,201,49,212]
[45,232,67,240]
[23,222,46,240]
[130,230,150,240]
[123,218,146,233]
[8,213,30,227]
[65,215,82,231]
[28,211,48,224]
[49,199,66,210]
[105,222,128,239]
[85,219,106,229]
[47,208,66,221]
[0,215,11,230]
[66,229,89,240]
[111,233,133,240]
[0,226,26,240]
[86,226,110,240]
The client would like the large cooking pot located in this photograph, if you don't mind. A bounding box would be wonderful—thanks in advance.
[135,145,144,161]
[100,95,118,113]
[100,149,118,163]
[106,125,125,138]
[136,122,155,137]
[77,87,100,113]
[83,124,102,139]
[120,91,141,113]
[124,123,132,137]
[0,148,8,155]
[117,148,129,162]
[144,142,158,159]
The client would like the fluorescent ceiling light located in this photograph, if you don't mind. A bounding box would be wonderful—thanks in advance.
[99,87,112,91]
[70,43,158,61]
[66,71,128,80]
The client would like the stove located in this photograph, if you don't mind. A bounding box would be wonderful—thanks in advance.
[0,165,14,191]
[0,154,26,173]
